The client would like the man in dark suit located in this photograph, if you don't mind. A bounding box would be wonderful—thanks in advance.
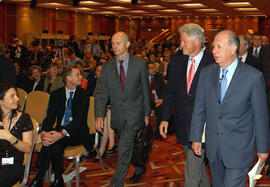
[190,30,270,187]
[94,31,150,187]
[160,23,213,187]
[0,53,16,85]
[238,35,261,70]
[148,62,165,141]
[30,66,95,187]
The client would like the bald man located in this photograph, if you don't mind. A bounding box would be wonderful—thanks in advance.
[94,32,151,186]
[190,30,269,186]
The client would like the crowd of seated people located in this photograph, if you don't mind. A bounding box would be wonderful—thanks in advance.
[0,30,269,186]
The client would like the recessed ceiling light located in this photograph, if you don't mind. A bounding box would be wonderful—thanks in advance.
[110,0,144,3]
[161,0,191,2]
[223,2,251,7]
[141,5,164,9]
[178,3,206,8]
[159,9,182,13]
[10,0,31,1]
[104,6,128,10]
[96,11,118,15]
[129,10,148,13]
[76,7,93,11]
[39,3,68,7]
[235,8,259,11]
[80,1,104,5]
[195,9,218,12]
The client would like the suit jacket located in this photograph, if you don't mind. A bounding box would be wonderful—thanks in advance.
[43,76,64,94]
[94,55,151,130]
[189,61,270,169]
[162,49,214,145]
[0,54,16,84]
[41,86,90,137]
[25,77,44,93]
[150,73,165,109]
[244,53,261,71]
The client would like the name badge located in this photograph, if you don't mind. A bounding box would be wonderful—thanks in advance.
[1,157,14,165]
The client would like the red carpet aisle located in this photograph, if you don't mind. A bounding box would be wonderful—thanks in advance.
[29,134,270,187]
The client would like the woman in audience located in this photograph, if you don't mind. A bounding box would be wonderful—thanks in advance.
[0,83,33,186]
[94,65,116,161]
[26,65,44,93]
[44,63,64,93]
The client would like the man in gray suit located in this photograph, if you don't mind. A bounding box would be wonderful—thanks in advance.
[94,31,151,187]
[190,30,270,187]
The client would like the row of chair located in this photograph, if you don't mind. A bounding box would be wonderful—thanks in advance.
[15,88,104,187]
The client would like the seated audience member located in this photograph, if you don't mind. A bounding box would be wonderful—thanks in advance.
[148,62,165,141]
[13,61,28,91]
[44,63,64,94]
[25,65,44,93]
[94,65,116,161]
[29,66,95,187]
[0,83,33,186]
[86,63,102,96]
[54,59,64,75]
[66,49,83,67]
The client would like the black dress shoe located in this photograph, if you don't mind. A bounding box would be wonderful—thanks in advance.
[129,169,146,184]
[155,134,162,141]
[50,176,64,187]
[29,175,43,187]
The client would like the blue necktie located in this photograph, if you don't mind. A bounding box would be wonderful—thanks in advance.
[63,91,74,126]
[253,48,258,58]
[220,68,228,102]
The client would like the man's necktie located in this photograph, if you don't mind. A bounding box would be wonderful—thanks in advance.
[63,91,74,126]
[220,68,228,102]
[119,60,126,92]
[187,58,195,93]
[150,77,155,98]
[253,48,258,58]
[239,56,242,62]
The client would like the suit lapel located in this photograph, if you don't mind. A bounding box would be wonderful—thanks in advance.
[222,62,242,102]
[112,58,124,97]
[124,55,135,95]
[212,65,220,101]
[59,87,66,122]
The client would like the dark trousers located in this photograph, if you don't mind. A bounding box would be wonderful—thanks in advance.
[154,106,162,137]
[110,122,138,187]
[36,132,94,178]
[210,145,248,187]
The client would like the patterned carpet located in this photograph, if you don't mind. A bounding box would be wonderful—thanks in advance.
[28,131,270,187]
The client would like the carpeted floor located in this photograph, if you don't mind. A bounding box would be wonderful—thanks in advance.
[28,131,270,187]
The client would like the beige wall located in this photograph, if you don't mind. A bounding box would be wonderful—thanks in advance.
[17,5,43,43]
[74,13,93,36]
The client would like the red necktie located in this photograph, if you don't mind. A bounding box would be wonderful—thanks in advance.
[187,58,195,93]
[150,77,155,98]
[119,60,125,92]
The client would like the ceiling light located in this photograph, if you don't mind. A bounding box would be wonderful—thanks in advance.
[161,0,191,2]
[195,9,218,12]
[96,11,118,14]
[235,8,259,11]
[142,5,164,9]
[159,9,181,13]
[178,3,206,8]
[111,0,144,3]
[79,1,104,5]
[104,6,128,10]
[223,2,251,7]
[128,10,148,13]
[39,3,68,7]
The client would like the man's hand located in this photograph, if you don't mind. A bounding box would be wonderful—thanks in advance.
[159,121,168,138]
[95,117,104,133]
[41,132,54,146]
[144,117,149,126]
[258,152,269,166]
[192,142,202,156]
[49,131,63,143]
[154,99,163,108]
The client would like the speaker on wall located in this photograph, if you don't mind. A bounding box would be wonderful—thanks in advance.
[57,31,63,34]
[30,0,37,8]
